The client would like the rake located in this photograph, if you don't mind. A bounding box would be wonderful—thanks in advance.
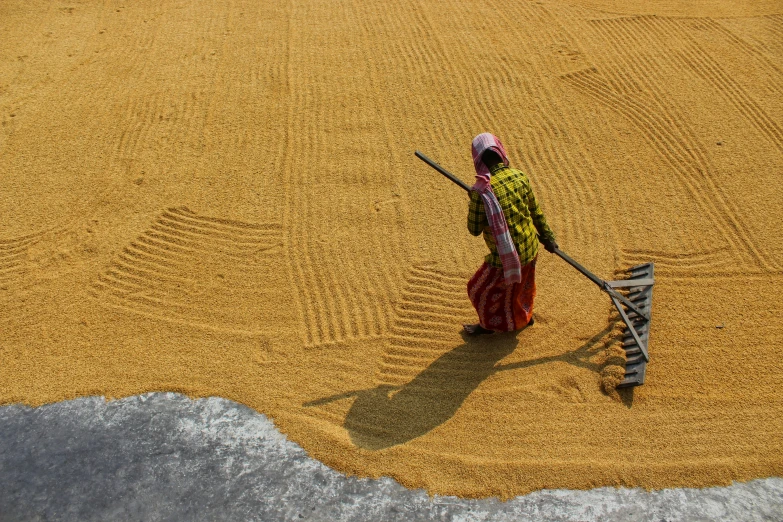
[415,150,654,387]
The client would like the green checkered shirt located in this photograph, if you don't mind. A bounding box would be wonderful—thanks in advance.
[468,163,556,268]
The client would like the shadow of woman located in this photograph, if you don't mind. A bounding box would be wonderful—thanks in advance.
[303,322,627,450]
[345,332,521,450]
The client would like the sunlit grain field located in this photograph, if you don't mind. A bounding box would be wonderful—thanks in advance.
[2,0,782,498]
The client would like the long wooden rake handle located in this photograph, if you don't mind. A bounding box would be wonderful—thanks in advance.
[414,150,651,321]
[415,151,472,192]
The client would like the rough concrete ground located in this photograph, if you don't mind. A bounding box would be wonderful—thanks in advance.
[0,393,780,522]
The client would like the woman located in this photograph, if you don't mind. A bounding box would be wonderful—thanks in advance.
[464,133,558,335]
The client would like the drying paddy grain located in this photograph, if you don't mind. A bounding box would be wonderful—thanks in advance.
[1,0,782,498]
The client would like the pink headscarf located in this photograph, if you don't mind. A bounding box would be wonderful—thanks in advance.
[470,133,521,284]
[471,132,510,190]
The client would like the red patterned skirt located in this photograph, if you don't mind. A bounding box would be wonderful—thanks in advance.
[467,258,536,332]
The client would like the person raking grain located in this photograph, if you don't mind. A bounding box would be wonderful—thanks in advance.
[463,133,558,335]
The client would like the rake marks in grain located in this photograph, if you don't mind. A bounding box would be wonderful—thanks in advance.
[0,231,50,288]
[700,17,783,85]
[562,61,776,272]
[0,237,33,285]
[636,17,783,154]
[766,14,783,40]
[284,1,406,349]
[619,248,738,278]
[586,16,780,271]
[90,207,282,333]
[377,264,472,388]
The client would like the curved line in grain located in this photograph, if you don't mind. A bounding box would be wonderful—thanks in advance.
[149,222,262,249]
[634,16,783,154]
[128,239,188,264]
[392,306,470,322]
[408,266,468,284]
[164,207,282,234]
[764,15,783,43]
[589,18,703,149]
[116,251,198,282]
[404,274,466,295]
[470,64,515,138]
[562,71,730,244]
[0,229,49,249]
[0,257,23,269]
[531,122,581,244]
[390,323,458,339]
[353,256,379,339]
[593,17,736,178]
[119,247,182,274]
[110,259,195,290]
[111,257,186,285]
[615,17,782,269]
[598,19,711,159]
[390,347,498,366]
[702,18,783,82]
[412,0,488,136]
[304,37,377,345]
[141,230,226,258]
[366,266,389,338]
[352,0,409,337]
[376,362,427,379]
[401,284,466,302]
[148,222,271,257]
[303,92,344,345]
[0,250,27,266]
[156,215,280,244]
[386,334,455,348]
[305,408,350,427]
[399,290,468,310]
[281,15,320,348]
[395,316,461,331]
[377,363,427,380]
[609,91,749,262]
[94,274,146,296]
[523,131,579,247]
[538,109,599,239]
[381,361,491,383]
[329,250,362,340]
[286,105,338,346]
[304,212,344,345]
[561,68,761,268]
[383,344,456,358]
[280,4,316,348]
[299,88,343,342]
[620,247,727,262]
[0,264,23,278]
[504,53,592,244]
[620,254,734,270]
[141,229,255,262]
[396,297,467,315]
[381,352,438,367]
[102,269,188,299]
[0,239,36,253]
[649,17,783,154]
[93,278,195,315]
[94,290,263,337]
[396,298,467,316]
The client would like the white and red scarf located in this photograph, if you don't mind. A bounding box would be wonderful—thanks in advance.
[471,133,522,284]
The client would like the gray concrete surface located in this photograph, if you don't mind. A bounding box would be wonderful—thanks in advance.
[0,393,780,522]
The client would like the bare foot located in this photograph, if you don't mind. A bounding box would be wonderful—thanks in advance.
[463,323,494,335]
